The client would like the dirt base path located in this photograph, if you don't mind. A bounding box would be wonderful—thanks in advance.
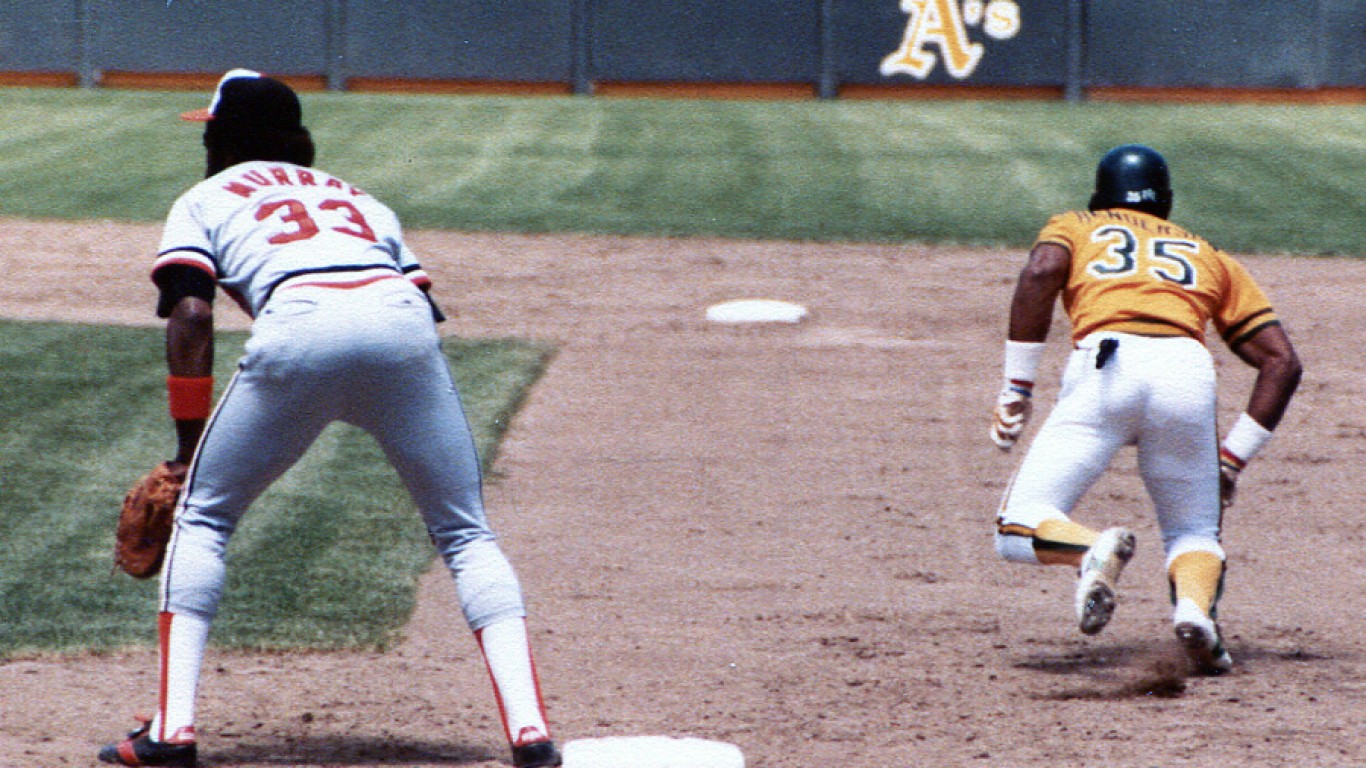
[1,219,1361,767]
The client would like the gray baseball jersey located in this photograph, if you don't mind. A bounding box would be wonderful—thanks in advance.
[155,160,525,632]
[154,160,430,315]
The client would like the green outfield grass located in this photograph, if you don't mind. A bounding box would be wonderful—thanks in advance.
[1,88,1363,255]
[0,321,552,655]
[0,88,1361,656]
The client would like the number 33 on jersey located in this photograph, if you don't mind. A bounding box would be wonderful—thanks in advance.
[152,160,431,319]
[1036,208,1278,348]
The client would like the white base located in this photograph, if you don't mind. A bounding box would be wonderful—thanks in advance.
[705,299,808,325]
[563,736,744,768]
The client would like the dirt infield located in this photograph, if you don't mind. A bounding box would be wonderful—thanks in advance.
[0,218,1361,767]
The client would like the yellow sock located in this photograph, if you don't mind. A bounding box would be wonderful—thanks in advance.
[1169,551,1224,615]
[1032,518,1100,566]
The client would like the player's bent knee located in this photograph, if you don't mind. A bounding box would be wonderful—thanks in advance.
[995,502,1070,564]
[1000,502,1070,530]
[1165,537,1225,568]
[451,539,527,631]
[996,531,1041,564]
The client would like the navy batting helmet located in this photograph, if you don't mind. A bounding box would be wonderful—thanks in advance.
[1088,144,1173,219]
[182,69,303,131]
[187,69,314,176]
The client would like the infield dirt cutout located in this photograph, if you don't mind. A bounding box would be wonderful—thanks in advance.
[0,218,1361,767]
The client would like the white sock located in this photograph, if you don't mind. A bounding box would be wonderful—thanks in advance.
[476,617,550,745]
[152,611,210,743]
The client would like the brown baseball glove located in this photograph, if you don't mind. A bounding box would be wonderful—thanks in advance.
[114,462,186,578]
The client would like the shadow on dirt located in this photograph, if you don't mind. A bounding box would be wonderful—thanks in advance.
[1014,636,1342,702]
[1013,643,1194,700]
[202,735,496,766]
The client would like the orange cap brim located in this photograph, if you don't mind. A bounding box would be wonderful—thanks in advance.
[180,107,215,122]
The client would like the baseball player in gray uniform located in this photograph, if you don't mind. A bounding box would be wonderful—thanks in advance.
[100,70,561,768]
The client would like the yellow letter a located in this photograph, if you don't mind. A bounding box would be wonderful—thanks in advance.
[880,0,985,80]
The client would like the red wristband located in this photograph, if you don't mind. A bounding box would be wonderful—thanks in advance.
[167,376,214,420]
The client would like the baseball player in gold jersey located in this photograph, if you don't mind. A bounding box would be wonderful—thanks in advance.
[990,145,1302,674]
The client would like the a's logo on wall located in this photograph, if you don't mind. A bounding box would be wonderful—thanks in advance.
[881,0,1021,80]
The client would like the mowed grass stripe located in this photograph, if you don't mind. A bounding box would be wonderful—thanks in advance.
[0,324,188,651]
[3,88,1363,254]
[0,322,553,655]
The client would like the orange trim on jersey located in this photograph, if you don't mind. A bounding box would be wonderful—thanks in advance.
[152,256,217,280]
[285,273,402,291]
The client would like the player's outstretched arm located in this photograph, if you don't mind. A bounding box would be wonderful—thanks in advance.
[166,296,215,467]
[991,243,1070,450]
[1231,324,1302,431]
[1219,323,1303,507]
[1007,243,1070,343]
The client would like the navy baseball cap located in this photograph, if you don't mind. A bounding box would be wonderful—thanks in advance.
[181,69,303,131]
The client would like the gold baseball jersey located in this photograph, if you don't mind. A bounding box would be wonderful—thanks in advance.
[1035,209,1278,348]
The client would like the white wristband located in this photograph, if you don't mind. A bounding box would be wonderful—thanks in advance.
[1003,340,1046,387]
[1221,412,1273,465]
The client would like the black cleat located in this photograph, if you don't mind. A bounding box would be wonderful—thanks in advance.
[99,719,198,767]
[512,738,562,768]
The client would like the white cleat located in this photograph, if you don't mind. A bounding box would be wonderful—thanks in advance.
[1173,597,1233,675]
[1075,527,1137,636]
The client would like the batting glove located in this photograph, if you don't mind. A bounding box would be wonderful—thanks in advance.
[990,382,1033,451]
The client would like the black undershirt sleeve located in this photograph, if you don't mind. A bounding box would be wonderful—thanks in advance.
[153,264,217,318]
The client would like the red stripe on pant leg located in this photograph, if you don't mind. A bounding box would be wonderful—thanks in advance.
[525,643,550,740]
[474,628,513,743]
[157,611,174,742]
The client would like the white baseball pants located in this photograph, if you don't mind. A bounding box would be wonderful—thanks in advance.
[997,332,1226,567]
